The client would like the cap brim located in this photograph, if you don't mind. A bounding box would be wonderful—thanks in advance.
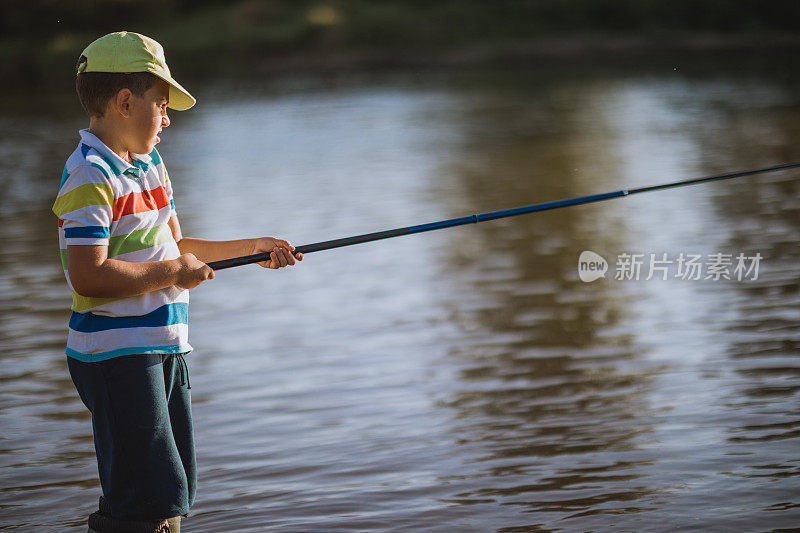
[152,71,196,111]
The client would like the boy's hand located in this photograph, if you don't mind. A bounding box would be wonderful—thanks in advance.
[175,253,215,289]
[252,237,304,269]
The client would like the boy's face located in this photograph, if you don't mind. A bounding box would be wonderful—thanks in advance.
[126,78,171,155]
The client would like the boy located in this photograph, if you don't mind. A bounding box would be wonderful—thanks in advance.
[53,31,302,532]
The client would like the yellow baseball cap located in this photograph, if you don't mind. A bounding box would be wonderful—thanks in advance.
[77,31,196,111]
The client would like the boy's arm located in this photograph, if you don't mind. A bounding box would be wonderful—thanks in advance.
[68,245,213,298]
[57,163,213,298]
[168,216,302,269]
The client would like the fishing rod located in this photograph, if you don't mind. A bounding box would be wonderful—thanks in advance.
[207,161,800,271]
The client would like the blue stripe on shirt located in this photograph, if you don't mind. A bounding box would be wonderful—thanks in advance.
[66,344,189,362]
[64,226,111,239]
[60,166,70,188]
[69,303,189,333]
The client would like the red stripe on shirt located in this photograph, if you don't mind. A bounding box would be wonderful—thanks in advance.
[113,186,170,221]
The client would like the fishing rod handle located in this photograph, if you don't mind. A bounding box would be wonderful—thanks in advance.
[207,226,411,270]
[207,249,301,271]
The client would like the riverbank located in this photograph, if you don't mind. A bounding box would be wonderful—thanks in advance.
[5,29,800,91]
[217,33,800,79]
[2,0,800,88]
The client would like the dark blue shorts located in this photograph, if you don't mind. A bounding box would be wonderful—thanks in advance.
[68,353,196,521]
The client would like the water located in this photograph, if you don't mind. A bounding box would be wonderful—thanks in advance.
[1,60,799,531]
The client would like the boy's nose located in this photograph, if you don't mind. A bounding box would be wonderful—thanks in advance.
[161,114,170,128]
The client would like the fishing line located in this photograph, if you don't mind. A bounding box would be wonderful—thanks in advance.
[207,161,800,271]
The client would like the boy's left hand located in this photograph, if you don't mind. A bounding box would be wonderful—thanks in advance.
[252,237,303,269]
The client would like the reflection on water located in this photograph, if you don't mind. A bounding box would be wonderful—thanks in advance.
[1,60,799,531]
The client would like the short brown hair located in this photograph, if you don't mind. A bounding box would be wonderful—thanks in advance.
[76,55,158,117]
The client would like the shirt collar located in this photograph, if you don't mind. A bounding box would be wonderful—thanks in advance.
[78,129,152,177]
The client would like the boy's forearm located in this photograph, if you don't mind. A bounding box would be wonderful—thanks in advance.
[175,237,255,264]
[69,255,182,299]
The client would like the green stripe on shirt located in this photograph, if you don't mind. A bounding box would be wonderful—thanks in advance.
[107,224,174,258]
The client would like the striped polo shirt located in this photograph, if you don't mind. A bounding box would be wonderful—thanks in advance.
[53,129,191,362]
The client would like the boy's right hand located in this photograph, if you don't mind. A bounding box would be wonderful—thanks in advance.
[175,253,214,290]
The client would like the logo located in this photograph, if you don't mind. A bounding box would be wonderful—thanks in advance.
[578,250,608,282]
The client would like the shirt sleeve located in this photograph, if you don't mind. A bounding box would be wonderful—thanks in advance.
[53,165,114,246]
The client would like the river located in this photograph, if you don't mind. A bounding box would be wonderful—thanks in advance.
[1,57,799,531]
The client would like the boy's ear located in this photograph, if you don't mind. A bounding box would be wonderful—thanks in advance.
[112,88,134,118]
